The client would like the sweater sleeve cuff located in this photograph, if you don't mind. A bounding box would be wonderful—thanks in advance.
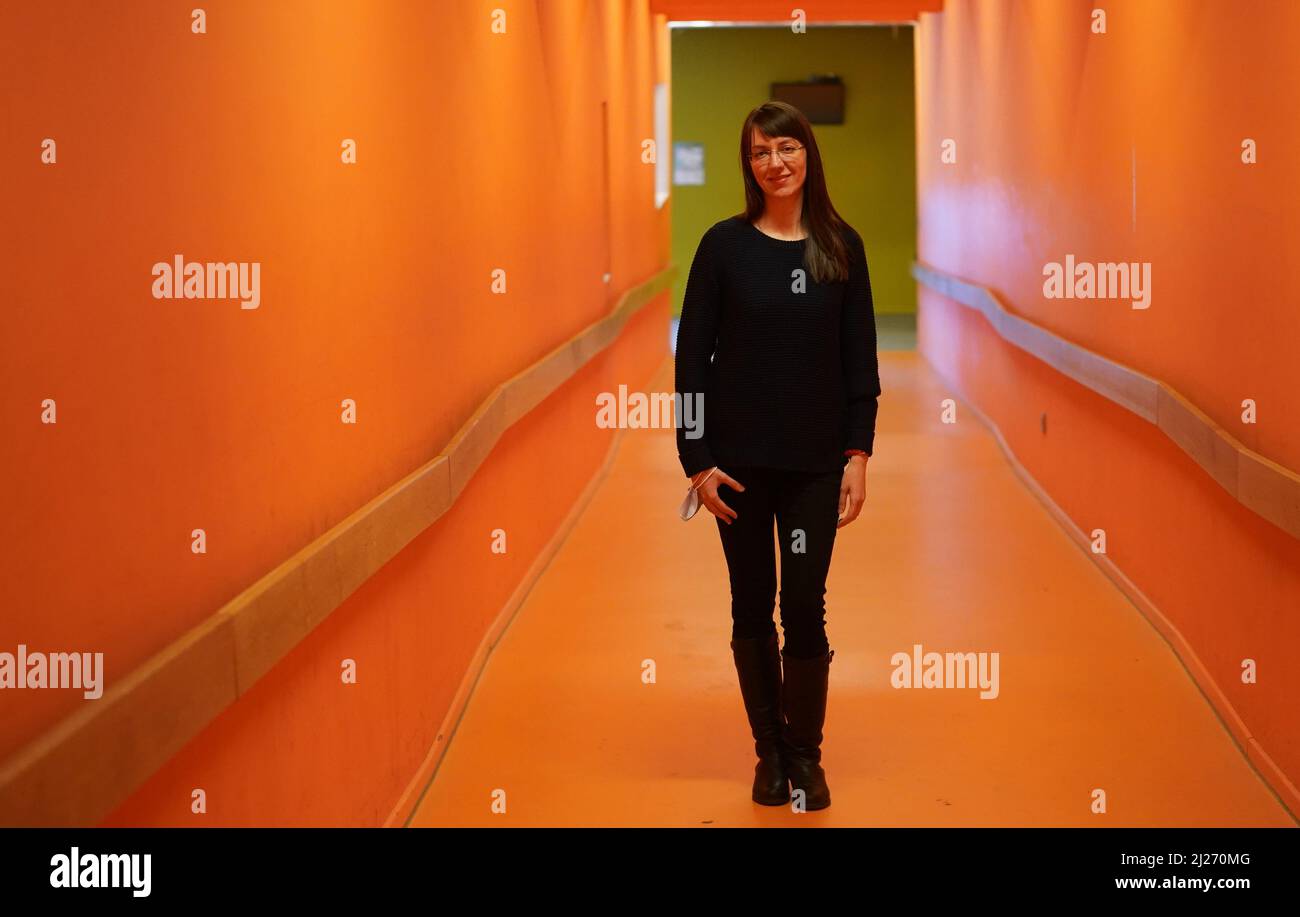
[843,429,874,456]
[679,445,717,479]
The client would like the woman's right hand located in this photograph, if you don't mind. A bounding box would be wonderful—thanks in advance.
[691,466,744,524]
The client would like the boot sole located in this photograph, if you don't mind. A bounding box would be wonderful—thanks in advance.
[790,790,831,810]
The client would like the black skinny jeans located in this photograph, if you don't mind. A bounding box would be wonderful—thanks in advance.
[713,464,843,660]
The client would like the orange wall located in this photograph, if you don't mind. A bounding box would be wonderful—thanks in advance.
[916,0,1300,791]
[0,0,672,824]
[102,309,668,826]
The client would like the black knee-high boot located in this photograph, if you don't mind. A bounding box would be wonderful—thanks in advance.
[730,631,791,805]
[780,647,834,810]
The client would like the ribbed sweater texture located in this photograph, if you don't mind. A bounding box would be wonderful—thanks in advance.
[674,215,882,478]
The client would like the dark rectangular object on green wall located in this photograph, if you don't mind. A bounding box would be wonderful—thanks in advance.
[771,79,845,123]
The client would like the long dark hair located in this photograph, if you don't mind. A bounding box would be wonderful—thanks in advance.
[732,100,854,284]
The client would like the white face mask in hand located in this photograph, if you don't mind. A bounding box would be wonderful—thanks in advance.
[678,467,718,521]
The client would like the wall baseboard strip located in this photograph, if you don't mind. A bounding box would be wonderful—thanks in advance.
[386,407,637,827]
[912,260,1300,541]
[935,367,1300,823]
[0,265,677,828]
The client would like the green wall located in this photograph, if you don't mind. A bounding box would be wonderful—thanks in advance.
[670,25,917,317]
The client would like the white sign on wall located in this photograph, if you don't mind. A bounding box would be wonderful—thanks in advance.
[673,142,705,186]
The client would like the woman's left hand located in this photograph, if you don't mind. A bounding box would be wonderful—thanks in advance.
[838,455,867,528]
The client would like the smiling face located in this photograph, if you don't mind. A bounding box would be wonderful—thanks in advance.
[748,127,807,200]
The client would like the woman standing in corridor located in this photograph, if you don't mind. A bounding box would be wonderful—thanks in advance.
[674,101,882,810]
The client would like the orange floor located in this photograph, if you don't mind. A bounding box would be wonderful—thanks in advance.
[408,350,1296,827]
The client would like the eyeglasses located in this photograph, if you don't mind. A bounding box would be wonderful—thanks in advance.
[750,143,804,166]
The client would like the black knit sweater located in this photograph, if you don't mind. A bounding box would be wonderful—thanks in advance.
[674,215,881,478]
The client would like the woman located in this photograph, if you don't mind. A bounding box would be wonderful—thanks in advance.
[674,101,881,810]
